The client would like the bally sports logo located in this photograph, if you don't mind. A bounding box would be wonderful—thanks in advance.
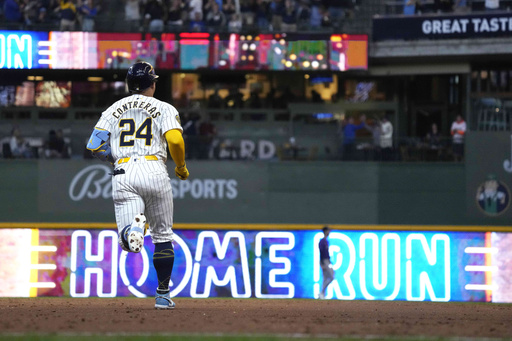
[69,164,238,201]
[69,165,112,201]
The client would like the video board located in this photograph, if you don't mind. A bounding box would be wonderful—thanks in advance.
[0,31,367,71]
[1,227,510,303]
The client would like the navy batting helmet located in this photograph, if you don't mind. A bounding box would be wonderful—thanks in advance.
[126,61,159,93]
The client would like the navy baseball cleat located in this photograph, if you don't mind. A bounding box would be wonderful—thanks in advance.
[155,291,175,310]
[127,213,146,253]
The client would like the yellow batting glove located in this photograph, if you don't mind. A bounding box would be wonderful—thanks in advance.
[175,163,189,180]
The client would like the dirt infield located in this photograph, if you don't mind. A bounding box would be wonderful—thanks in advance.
[1,298,511,339]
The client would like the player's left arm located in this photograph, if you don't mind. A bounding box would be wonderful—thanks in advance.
[165,129,189,180]
[86,127,114,165]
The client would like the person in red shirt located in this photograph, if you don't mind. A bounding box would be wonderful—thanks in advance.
[450,114,466,162]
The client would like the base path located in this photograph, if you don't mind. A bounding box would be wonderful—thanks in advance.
[1,298,511,338]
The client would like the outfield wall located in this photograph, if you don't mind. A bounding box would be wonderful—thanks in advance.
[0,159,475,225]
[2,226,511,302]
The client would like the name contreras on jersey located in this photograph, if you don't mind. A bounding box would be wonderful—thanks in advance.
[111,101,161,119]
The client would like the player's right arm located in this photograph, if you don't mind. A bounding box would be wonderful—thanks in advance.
[165,129,189,180]
[86,127,114,165]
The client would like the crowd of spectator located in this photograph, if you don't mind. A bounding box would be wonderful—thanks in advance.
[130,0,358,33]
[1,0,357,33]
[1,0,101,31]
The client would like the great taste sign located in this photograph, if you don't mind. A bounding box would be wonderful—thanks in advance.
[373,13,512,41]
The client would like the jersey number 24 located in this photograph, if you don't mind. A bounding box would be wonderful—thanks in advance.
[119,118,153,147]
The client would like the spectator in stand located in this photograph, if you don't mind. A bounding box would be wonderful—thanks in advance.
[79,0,98,31]
[247,89,262,108]
[403,0,417,15]
[326,0,347,29]
[182,112,200,159]
[426,123,442,150]
[4,0,23,23]
[188,0,202,21]
[425,122,442,161]
[189,10,206,31]
[380,115,393,161]
[254,0,269,30]
[281,0,297,32]
[320,6,331,28]
[198,114,217,159]
[45,129,69,158]
[434,0,453,12]
[22,0,40,27]
[311,89,323,103]
[269,0,284,31]
[485,0,500,11]
[167,0,183,30]
[208,85,224,108]
[451,114,466,162]
[124,0,142,31]
[364,117,381,161]
[188,0,205,31]
[203,0,217,18]
[309,0,322,28]
[340,114,365,161]
[276,86,295,108]
[265,87,276,108]
[296,0,310,29]
[228,12,242,31]
[239,0,255,27]
[222,0,237,20]
[56,0,77,31]
[454,0,469,12]
[144,0,166,33]
[206,1,226,28]
[225,85,244,108]
[9,127,33,158]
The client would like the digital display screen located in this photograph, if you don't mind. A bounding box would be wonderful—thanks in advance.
[35,81,72,108]
[1,227,509,303]
[0,85,16,107]
[0,31,367,71]
[15,81,35,106]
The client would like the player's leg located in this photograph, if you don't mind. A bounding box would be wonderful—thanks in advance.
[320,259,334,299]
[113,176,146,253]
[153,241,175,309]
[141,165,176,308]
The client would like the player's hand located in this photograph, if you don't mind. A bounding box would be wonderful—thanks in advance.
[175,163,189,180]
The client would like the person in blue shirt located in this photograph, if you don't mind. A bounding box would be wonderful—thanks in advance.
[4,0,23,23]
[340,114,365,161]
[318,226,334,299]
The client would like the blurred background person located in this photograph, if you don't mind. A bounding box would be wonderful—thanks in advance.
[380,115,393,161]
[451,114,466,162]
[9,126,33,159]
[318,226,334,300]
[56,0,77,31]
[79,0,99,31]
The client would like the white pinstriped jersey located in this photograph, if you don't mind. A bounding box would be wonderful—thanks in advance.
[95,94,182,162]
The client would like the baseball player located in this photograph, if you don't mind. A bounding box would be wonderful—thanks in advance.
[318,226,334,299]
[86,61,189,309]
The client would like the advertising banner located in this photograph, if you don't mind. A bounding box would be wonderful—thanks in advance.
[373,13,512,41]
[0,31,367,71]
[1,227,510,303]
[466,132,512,225]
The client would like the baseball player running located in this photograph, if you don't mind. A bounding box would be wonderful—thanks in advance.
[86,61,189,309]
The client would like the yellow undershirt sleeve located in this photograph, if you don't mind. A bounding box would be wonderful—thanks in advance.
[164,129,185,167]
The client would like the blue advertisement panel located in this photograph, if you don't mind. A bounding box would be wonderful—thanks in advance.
[0,30,49,69]
[1,228,509,302]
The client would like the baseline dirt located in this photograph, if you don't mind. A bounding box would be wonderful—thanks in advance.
[1,298,511,338]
